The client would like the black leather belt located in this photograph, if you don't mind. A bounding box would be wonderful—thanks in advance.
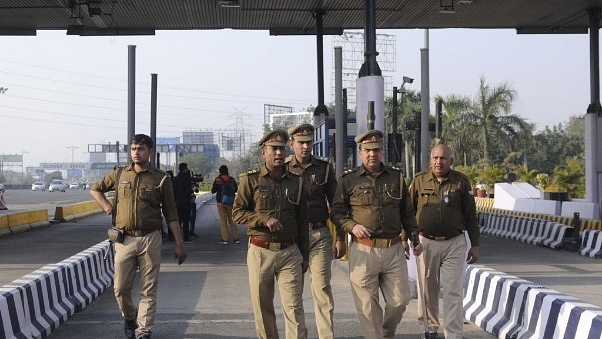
[419,231,462,241]
[124,229,157,237]
[308,221,327,230]
[249,236,296,251]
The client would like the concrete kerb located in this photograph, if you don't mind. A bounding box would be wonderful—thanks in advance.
[0,240,114,339]
[464,265,602,339]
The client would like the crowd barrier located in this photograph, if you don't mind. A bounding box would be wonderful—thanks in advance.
[479,212,570,249]
[580,229,602,258]
[0,240,114,339]
[464,265,602,339]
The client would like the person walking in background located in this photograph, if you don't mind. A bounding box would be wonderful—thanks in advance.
[409,141,479,339]
[286,123,345,339]
[232,130,309,339]
[90,134,186,339]
[189,187,199,238]
[211,165,240,244]
[0,186,7,210]
[173,163,194,243]
[330,130,423,339]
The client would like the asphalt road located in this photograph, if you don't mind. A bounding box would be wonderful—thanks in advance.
[0,187,94,217]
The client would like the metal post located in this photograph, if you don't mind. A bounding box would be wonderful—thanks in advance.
[368,101,375,130]
[151,74,158,167]
[392,87,399,164]
[128,45,136,150]
[335,47,345,179]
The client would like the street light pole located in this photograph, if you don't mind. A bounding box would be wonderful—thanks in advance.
[21,150,29,178]
[66,146,79,180]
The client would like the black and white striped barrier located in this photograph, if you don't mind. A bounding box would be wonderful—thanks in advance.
[464,265,602,339]
[480,213,569,249]
[0,240,114,339]
[580,229,602,258]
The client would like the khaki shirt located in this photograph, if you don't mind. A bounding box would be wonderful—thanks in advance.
[285,155,344,240]
[409,169,479,246]
[91,164,178,231]
[330,163,418,238]
[232,165,309,260]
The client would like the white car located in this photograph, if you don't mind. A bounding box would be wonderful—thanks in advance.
[31,181,46,191]
[48,179,67,192]
[69,182,80,189]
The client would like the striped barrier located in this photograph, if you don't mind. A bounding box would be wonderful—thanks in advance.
[464,265,602,339]
[580,229,602,258]
[480,212,570,250]
[0,240,114,339]
[464,265,543,339]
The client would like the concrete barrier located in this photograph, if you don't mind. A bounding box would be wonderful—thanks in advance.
[54,200,105,222]
[0,240,114,339]
[464,265,602,339]
[5,210,49,235]
[580,229,602,258]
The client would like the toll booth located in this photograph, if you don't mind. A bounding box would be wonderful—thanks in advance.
[313,117,357,173]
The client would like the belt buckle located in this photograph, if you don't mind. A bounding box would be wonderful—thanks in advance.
[434,236,446,241]
[373,238,388,248]
[133,230,141,237]
[268,242,281,251]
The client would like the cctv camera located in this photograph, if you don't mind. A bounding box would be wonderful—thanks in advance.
[402,76,414,84]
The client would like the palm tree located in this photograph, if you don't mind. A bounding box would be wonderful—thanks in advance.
[441,76,530,165]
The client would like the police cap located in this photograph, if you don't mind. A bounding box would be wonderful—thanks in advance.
[287,123,314,142]
[354,130,384,150]
[257,129,288,147]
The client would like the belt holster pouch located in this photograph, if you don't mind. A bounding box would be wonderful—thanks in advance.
[108,227,124,243]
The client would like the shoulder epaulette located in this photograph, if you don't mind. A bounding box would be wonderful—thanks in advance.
[341,168,356,177]
[155,167,168,175]
[314,156,330,163]
[452,169,470,181]
[385,164,403,172]
[414,169,430,178]
[244,169,260,176]
[284,155,293,163]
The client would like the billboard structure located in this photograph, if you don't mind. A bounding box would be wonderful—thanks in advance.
[331,31,397,111]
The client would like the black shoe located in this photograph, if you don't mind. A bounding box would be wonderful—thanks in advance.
[233,238,241,244]
[423,332,440,339]
[184,238,193,243]
[137,334,151,339]
[124,319,137,339]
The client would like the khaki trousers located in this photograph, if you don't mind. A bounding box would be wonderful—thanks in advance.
[348,241,410,339]
[247,242,307,339]
[217,203,239,241]
[113,230,162,337]
[307,227,335,339]
[417,234,467,339]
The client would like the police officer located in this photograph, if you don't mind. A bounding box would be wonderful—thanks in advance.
[408,141,479,339]
[232,129,309,339]
[286,123,345,339]
[330,129,423,339]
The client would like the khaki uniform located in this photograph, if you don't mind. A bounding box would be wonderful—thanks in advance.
[330,163,419,339]
[286,155,341,339]
[232,166,309,339]
[91,164,177,338]
[409,169,479,339]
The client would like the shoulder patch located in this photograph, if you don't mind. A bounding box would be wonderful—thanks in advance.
[244,169,260,176]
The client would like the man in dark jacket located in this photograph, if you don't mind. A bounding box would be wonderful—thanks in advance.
[173,163,193,243]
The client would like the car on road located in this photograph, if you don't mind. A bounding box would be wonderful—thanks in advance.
[48,179,67,192]
[0,183,5,192]
[69,182,80,189]
[31,181,46,191]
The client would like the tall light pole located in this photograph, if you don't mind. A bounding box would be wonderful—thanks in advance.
[21,150,29,178]
[66,146,79,179]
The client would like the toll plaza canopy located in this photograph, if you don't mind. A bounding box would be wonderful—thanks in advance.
[0,0,599,36]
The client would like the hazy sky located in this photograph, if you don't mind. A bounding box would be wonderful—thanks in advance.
[0,28,592,168]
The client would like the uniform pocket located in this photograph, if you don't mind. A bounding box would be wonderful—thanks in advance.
[349,186,373,206]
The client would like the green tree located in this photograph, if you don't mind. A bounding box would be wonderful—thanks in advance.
[441,76,529,165]
[180,154,214,178]
[552,157,585,198]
